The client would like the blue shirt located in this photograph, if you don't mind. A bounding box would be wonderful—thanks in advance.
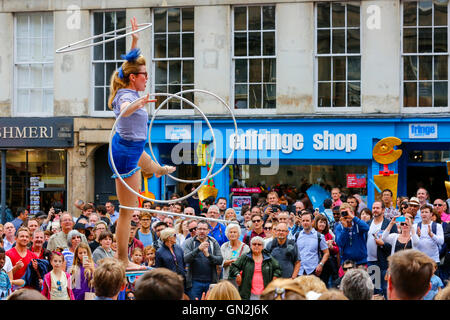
[0,270,11,300]
[138,230,153,247]
[296,228,328,275]
[423,275,444,300]
[11,218,24,231]
[109,211,120,225]
[113,89,148,141]
[208,223,228,247]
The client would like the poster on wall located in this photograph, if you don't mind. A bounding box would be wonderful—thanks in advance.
[347,174,367,188]
[29,176,41,216]
[232,196,252,215]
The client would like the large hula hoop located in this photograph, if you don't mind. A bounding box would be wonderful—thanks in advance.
[148,89,238,184]
[109,92,217,205]
[56,23,152,53]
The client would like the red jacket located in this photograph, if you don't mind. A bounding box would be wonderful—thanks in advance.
[41,271,75,300]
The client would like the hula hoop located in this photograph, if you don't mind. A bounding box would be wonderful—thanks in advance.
[56,23,152,53]
[148,89,238,184]
[109,92,217,205]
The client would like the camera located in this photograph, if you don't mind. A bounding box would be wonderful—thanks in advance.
[271,205,281,212]
[341,211,348,217]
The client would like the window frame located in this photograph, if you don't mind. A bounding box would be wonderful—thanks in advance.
[150,7,195,116]
[231,4,277,114]
[90,9,127,117]
[400,0,450,113]
[314,1,362,112]
[13,12,54,117]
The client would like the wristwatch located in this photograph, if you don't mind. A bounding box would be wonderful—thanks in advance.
[319,262,324,267]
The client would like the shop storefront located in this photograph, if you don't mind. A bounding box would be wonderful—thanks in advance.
[145,117,450,205]
[0,118,73,221]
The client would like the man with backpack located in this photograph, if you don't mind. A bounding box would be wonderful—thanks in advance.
[265,222,300,279]
[295,211,329,276]
[413,204,444,266]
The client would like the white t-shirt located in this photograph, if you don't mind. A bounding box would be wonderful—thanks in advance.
[367,220,383,262]
[2,256,13,273]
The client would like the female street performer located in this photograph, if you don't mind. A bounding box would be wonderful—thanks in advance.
[108,18,175,267]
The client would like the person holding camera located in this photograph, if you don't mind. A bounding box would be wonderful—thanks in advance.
[335,203,369,267]
[263,192,286,222]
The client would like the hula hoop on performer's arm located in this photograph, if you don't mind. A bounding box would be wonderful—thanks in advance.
[55,23,152,53]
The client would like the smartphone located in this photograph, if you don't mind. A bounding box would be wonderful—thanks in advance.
[396,216,406,223]
[83,256,89,265]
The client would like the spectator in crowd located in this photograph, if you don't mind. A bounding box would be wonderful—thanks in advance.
[127,221,144,258]
[216,197,228,218]
[41,251,74,300]
[224,208,238,224]
[266,222,300,279]
[96,205,112,227]
[184,220,223,300]
[239,206,252,237]
[260,278,306,300]
[294,275,328,299]
[175,219,189,248]
[331,188,343,208]
[11,207,28,231]
[93,258,127,300]
[263,191,285,221]
[442,222,450,282]
[92,231,115,264]
[155,228,186,280]
[0,247,12,299]
[229,236,281,300]
[341,268,374,300]
[414,204,444,266]
[346,195,360,217]
[433,198,450,223]
[399,200,409,216]
[242,212,266,246]
[30,229,51,262]
[26,218,40,237]
[89,221,108,253]
[3,222,16,251]
[313,215,339,286]
[7,288,47,300]
[183,207,196,217]
[422,261,444,300]
[335,203,369,267]
[152,221,168,251]
[88,212,100,225]
[220,223,250,280]
[6,227,37,287]
[381,189,399,220]
[206,205,228,247]
[331,206,341,232]
[407,197,421,224]
[70,242,95,300]
[360,208,373,222]
[47,212,88,252]
[136,212,154,248]
[163,216,174,228]
[295,212,330,277]
[131,210,141,228]
[387,249,435,300]
[366,201,398,297]
[263,220,276,248]
[76,204,95,224]
[382,215,420,257]
[184,219,198,245]
[206,279,241,300]
[131,247,144,266]
[333,260,356,289]
[105,202,120,226]
[135,268,184,300]
[322,198,335,227]
[62,230,83,272]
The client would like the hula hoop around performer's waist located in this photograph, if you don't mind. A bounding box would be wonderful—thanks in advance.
[108,132,146,179]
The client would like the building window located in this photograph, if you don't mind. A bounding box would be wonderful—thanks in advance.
[315,2,361,108]
[402,0,448,108]
[92,11,126,112]
[15,12,54,115]
[153,7,194,109]
[232,5,276,109]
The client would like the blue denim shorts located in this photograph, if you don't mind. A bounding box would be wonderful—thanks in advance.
[108,132,146,179]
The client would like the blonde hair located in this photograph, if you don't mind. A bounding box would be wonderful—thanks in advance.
[294,275,328,294]
[318,289,349,300]
[108,55,147,109]
[160,227,176,242]
[71,243,95,288]
[93,258,127,298]
[261,278,307,300]
[207,280,241,300]
[434,282,450,300]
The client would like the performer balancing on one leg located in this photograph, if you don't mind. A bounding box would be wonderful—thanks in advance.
[108,18,175,267]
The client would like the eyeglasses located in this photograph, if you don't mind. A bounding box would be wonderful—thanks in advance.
[433,203,444,207]
[189,227,197,232]
[132,72,148,78]
[342,267,354,271]
[400,223,408,226]
[252,219,262,223]
[252,243,263,246]
[264,227,272,230]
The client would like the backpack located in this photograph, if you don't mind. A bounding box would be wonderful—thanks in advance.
[294,230,323,258]
[418,221,437,235]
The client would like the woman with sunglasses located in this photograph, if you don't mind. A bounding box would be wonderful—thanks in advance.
[229,236,281,300]
[107,18,175,268]
[381,215,420,255]
[220,223,250,280]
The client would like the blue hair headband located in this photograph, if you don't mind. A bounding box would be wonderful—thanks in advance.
[117,48,141,79]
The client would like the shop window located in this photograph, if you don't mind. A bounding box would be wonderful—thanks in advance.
[153,7,195,109]
[2,149,66,215]
[15,12,54,116]
[316,2,361,108]
[402,0,449,109]
[233,5,276,109]
[92,11,126,112]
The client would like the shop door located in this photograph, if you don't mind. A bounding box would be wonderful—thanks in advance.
[407,165,448,200]
[94,144,116,204]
